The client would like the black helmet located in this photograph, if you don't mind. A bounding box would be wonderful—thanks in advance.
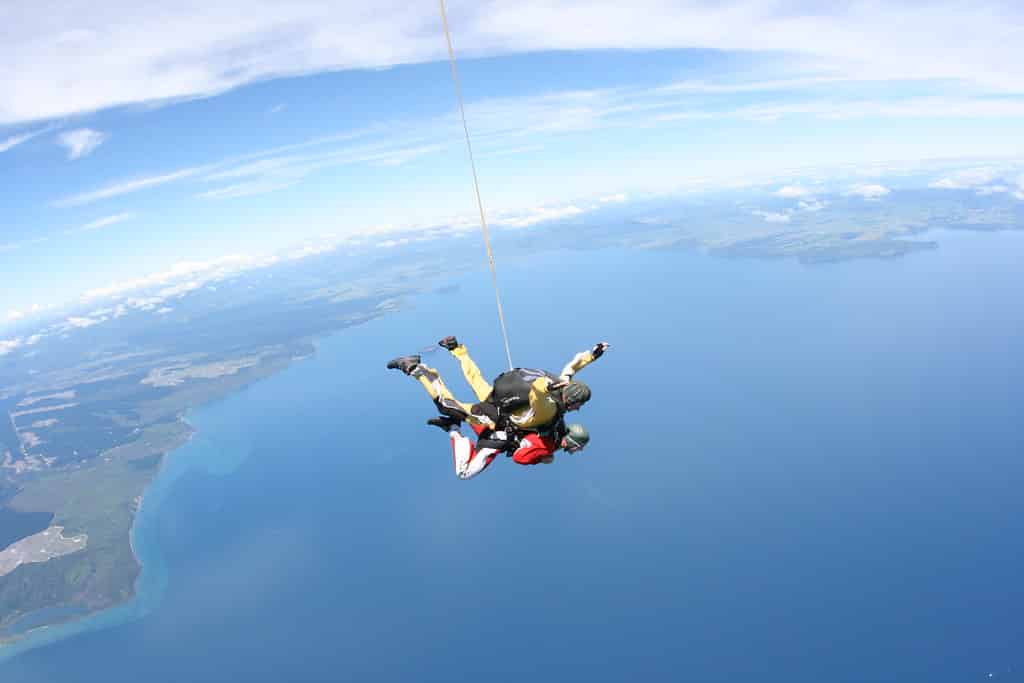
[563,423,589,453]
[562,381,591,408]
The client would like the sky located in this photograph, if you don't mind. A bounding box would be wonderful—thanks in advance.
[2,0,1024,324]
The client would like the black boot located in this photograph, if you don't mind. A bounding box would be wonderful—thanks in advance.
[438,336,459,351]
[386,354,421,375]
[427,415,461,432]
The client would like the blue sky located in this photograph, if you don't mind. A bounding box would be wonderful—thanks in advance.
[2,0,1024,325]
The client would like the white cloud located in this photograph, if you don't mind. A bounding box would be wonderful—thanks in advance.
[598,193,628,203]
[4,303,45,326]
[2,1,1023,127]
[0,339,21,356]
[798,199,828,212]
[846,183,890,199]
[775,185,813,198]
[928,167,999,189]
[493,204,585,227]
[0,127,47,153]
[156,307,174,315]
[57,128,107,159]
[197,180,297,200]
[25,334,44,346]
[376,238,410,249]
[976,185,1009,195]
[657,77,845,95]
[54,167,205,207]
[80,253,277,302]
[753,210,791,223]
[64,316,106,329]
[158,281,202,298]
[655,97,1024,125]
[79,212,135,231]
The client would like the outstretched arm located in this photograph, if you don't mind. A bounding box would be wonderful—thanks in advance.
[558,342,610,381]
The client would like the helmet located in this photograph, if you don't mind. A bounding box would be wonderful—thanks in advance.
[562,381,591,409]
[562,423,590,453]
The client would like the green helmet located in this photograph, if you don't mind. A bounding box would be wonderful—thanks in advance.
[562,381,591,408]
[563,423,590,453]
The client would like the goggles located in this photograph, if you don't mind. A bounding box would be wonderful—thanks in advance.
[563,435,586,453]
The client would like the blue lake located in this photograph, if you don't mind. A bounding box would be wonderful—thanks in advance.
[3,232,1023,682]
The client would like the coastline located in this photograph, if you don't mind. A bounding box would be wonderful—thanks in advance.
[0,356,306,662]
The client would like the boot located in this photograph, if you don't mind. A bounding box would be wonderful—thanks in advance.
[386,354,421,375]
[438,336,459,351]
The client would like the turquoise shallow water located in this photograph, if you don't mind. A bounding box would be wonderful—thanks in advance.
[2,234,1024,682]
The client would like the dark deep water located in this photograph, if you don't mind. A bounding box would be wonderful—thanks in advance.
[3,230,1023,682]
[0,509,53,551]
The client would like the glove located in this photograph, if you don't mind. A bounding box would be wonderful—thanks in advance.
[591,342,610,359]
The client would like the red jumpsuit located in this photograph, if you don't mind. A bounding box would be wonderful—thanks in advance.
[450,424,559,480]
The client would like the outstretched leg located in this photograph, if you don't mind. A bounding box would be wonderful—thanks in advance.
[388,355,493,428]
[449,425,499,480]
[439,337,493,402]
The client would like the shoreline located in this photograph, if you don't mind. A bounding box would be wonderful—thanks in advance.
[0,361,300,661]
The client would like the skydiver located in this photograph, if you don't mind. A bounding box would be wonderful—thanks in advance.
[424,413,590,480]
[385,335,609,434]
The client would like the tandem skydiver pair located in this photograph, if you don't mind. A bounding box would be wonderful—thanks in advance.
[387,336,609,480]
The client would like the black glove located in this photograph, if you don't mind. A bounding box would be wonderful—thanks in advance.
[591,342,610,359]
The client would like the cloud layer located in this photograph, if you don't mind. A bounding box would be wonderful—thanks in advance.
[2,1,1023,125]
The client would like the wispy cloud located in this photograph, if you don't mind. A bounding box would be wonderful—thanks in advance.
[57,128,108,159]
[655,96,1024,124]
[798,199,828,212]
[81,253,277,302]
[4,304,45,326]
[78,212,135,231]
[0,339,21,356]
[493,204,585,227]
[775,185,813,198]
[753,210,791,223]
[0,127,47,153]
[54,167,205,207]
[197,180,297,200]
[41,72,1024,211]
[846,183,891,199]
[63,316,106,329]
[928,167,999,189]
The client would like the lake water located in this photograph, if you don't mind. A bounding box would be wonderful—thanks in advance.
[2,232,1023,682]
[0,509,52,551]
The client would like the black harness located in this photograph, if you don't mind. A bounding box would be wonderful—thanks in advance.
[473,368,568,452]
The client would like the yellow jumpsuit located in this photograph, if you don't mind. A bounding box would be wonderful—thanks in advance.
[412,344,598,429]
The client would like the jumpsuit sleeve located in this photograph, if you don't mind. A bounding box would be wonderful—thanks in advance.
[511,434,558,465]
[558,348,598,381]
